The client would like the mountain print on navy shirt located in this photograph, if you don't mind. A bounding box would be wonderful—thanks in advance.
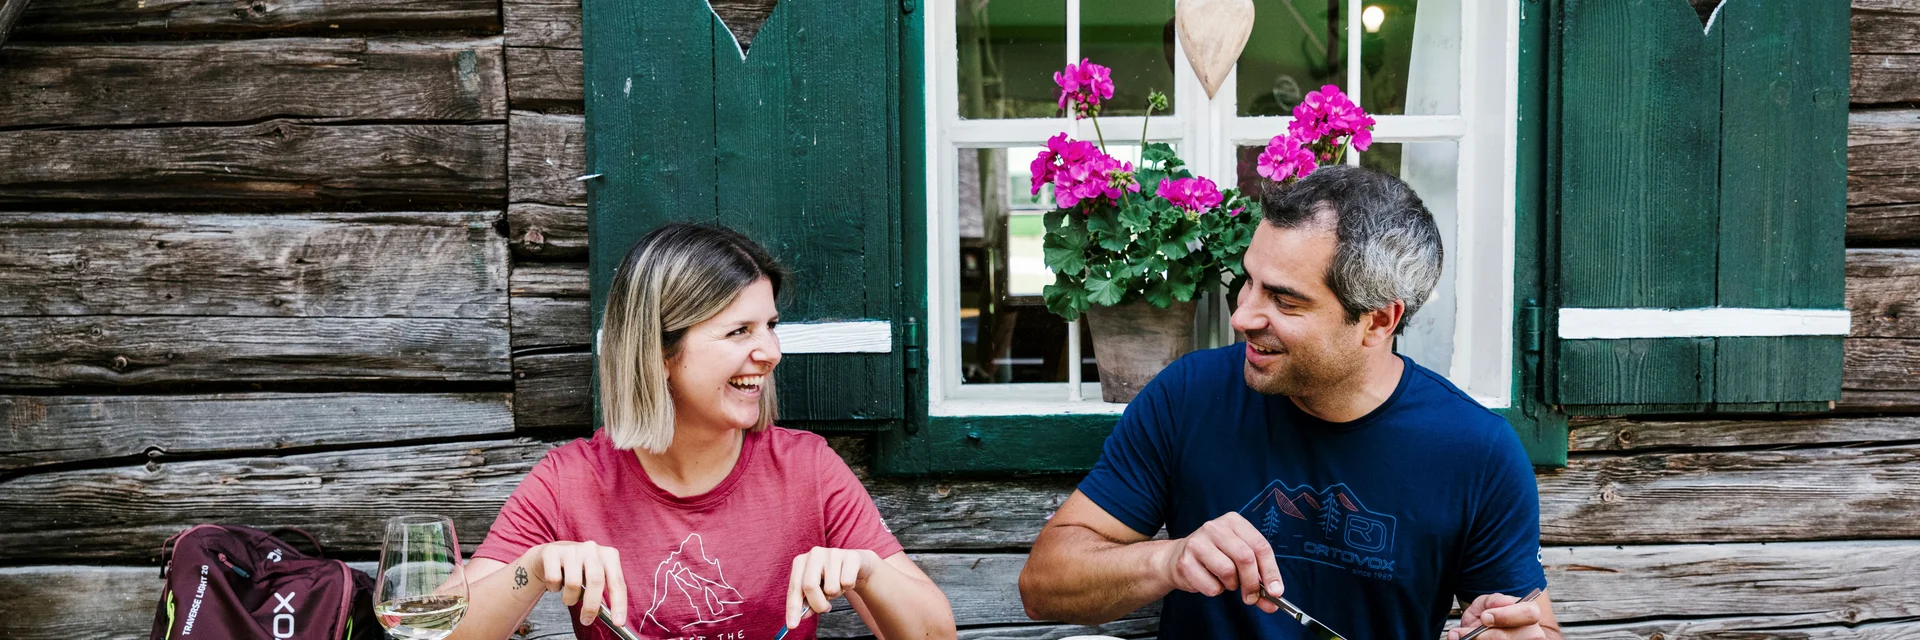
[1237,480,1399,581]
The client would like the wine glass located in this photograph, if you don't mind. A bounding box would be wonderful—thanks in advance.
[374,515,470,639]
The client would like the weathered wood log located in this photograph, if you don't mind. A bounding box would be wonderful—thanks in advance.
[1537,442,1920,544]
[510,262,590,351]
[0,392,513,471]
[1543,541,1920,625]
[1848,110,1920,207]
[1569,414,1920,451]
[511,262,588,299]
[509,203,587,260]
[513,351,592,429]
[0,559,1153,640]
[20,437,1920,561]
[1565,615,1920,639]
[509,111,586,207]
[1841,338,1920,408]
[0,38,505,128]
[512,295,589,350]
[0,211,506,319]
[1853,0,1920,55]
[7,541,1920,638]
[1847,249,1920,338]
[0,315,510,387]
[15,0,497,37]
[507,46,583,111]
[0,439,556,562]
[0,122,505,206]
[1853,54,1920,105]
[1849,203,1920,243]
[505,0,576,48]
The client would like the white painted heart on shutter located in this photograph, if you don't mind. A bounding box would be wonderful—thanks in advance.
[709,0,779,56]
[1175,0,1256,100]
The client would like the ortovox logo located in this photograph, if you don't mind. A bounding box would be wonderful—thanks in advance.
[272,591,297,639]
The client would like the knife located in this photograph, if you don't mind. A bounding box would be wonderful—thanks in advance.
[595,609,642,640]
[1260,592,1349,640]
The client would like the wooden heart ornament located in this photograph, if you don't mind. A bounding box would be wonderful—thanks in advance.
[1175,0,1256,99]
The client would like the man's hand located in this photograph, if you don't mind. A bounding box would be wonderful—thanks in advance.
[1448,592,1554,640]
[1154,512,1284,613]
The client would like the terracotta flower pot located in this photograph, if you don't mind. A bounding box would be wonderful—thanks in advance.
[1083,299,1197,404]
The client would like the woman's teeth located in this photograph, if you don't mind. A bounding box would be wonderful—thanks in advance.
[728,375,764,390]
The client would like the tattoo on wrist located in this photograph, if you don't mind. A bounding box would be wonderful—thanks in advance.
[514,565,529,589]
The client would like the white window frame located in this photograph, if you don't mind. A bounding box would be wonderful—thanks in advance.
[924,0,1522,415]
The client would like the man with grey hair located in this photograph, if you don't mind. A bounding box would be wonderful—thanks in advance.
[1020,165,1561,639]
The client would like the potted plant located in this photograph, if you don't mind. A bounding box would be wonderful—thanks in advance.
[1030,59,1373,403]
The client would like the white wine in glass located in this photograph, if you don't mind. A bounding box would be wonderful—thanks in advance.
[374,515,470,640]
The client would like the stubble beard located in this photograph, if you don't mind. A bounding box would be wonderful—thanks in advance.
[1241,331,1363,399]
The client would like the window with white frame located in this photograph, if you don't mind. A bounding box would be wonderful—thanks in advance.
[925,0,1519,414]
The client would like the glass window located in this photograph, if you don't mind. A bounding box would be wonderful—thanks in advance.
[1237,0,1348,117]
[933,0,1514,409]
[957,0,1067,119]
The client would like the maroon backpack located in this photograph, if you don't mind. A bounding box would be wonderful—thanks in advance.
[151,524,381,640]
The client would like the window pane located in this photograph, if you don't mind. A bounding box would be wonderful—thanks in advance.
[957,0,1067,119]
[1361,141,1460,375]
[957,147,1102,383]
[1237,0,1348,117]
[1358,0,1460,116]
[1082,0,1176,117]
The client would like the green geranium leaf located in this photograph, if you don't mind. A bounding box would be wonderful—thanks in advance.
[1143,278,1173,308]
[1118,202,1152,233]
[1158,238,1190,260]
[1044,208,1067,232]
[1168,264,1199,301]
[1043,280,1089,321]
[1085,275,1128,307]
[1042,232,1087,274]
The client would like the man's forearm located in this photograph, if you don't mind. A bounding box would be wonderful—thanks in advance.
[1018,525,1178,625]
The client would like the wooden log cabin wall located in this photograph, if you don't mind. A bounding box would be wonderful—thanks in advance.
[0,0,1916,637]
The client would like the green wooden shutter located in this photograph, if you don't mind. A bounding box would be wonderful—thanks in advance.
[582,0,908,427]
[1543,0,1849,415]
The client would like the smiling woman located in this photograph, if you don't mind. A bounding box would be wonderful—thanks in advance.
[448,222,958,640]
[598,223,788,453]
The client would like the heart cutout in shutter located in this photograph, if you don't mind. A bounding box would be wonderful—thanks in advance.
[709,0,780,56]
[1688,0,1725,31]
[1175,0,1257,99]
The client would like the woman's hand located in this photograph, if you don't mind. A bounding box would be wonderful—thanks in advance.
[784,547,882,629]
[523,541,629,627]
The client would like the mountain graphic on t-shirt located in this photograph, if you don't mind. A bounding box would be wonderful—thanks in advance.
[1239,481,1397,557]
[643,533,746,633]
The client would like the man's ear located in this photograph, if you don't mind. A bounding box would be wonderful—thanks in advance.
[1358,300,1405,349]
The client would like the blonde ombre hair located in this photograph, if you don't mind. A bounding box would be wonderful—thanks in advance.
[598,223,787,453]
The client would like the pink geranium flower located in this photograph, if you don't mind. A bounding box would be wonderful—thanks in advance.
[1029,133,1138,208]
[1054,59,1116,119]
[1291,85,1376,153]
[1255,133,1318,181]
[1157,176,1223,213]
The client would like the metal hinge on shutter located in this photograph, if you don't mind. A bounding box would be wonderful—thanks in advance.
[903,317,922,373]
[1520,299,1544,418]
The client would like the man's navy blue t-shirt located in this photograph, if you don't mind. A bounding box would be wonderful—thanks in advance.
[1078,345,1547,639]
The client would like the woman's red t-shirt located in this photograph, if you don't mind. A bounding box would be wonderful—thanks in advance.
[473,427,902,640]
